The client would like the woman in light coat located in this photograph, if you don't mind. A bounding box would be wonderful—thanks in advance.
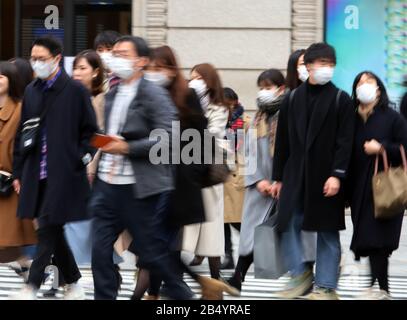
[225,69,286,292]
[183,63,229,280]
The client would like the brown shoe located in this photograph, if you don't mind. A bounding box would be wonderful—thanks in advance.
[197,276,240,300]
[143,294,160,300]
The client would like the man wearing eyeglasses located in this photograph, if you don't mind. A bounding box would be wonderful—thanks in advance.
[11,35,98,300]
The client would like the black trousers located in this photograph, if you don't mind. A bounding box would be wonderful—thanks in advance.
[28,180,81,289]
[28,225,81,289]
[91,179,192,300]
[369,249,390,292]
[224,223,241,255]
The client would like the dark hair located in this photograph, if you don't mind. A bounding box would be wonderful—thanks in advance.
[192,63,225,106]
[31,35,63,56]
[8,57,34,92]
[94,30,122,50]
[115,35,150,57]
[150,45,190,121]
[257,69,285,87]
[352,71,391,109]
[223,87,239,102]
[304,42,336,65]
[73,50,105,96]
[286,49,306,90]
[0,62,23,102]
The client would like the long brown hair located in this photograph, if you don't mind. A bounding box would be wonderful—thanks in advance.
[73,49,105,96]
[191,63,225,106]
[151,46,190,120]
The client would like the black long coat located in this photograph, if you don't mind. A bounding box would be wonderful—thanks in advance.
[348,106,407,257]
[272,82,355,232]
[170,89,208,226]
[13,69,98,226]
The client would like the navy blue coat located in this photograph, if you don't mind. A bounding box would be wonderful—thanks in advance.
[13,69,98,226]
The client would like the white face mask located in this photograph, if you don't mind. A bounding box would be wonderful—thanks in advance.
[31,58,59,80]
[312,66,334,85]
[356,83,378,104]
[109,56,137,80]
[297,65,309,82]
[257,88,278,104]
[189,79,208,98]
[99,52,113,69]
[144,71,172,87]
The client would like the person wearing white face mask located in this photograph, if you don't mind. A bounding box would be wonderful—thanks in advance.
[270,43,355,300]
[286,49,308,91]
[183,63,229,282]
[347,71,407,300]
[226,69,287,293]
[91,36,195,300]
[11,35,98,300]
[94,30,122,90]
[130,46,238,301]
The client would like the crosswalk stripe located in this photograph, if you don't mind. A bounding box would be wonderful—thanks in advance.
[1,266,406,300]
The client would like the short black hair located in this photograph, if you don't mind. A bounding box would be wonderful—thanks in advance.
[223,87,238,101]
[352,71,391,109]
[304,42,336,65]
[0,62,23,102]
[94,30,122,50]
[257,69,285,87]
[114,35,150,57]
[31,35,62,56]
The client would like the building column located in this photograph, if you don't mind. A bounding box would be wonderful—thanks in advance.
[132,0,167,47]
[291,0,324,51]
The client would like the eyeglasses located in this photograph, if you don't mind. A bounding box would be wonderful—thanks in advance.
[30,56,54,63]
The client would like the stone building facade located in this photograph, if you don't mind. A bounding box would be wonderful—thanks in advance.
[132,0,324,110]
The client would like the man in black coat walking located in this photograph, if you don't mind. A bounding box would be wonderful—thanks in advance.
[271,43,355,300]
[11,36,98,300]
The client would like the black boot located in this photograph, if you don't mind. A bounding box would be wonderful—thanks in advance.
[226,272,242,293]
[43,287,59,298]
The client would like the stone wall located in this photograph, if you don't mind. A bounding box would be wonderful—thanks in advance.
[132,0,324,111]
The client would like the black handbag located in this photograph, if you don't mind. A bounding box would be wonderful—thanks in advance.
[20,96,52,155]
[0,170,13,197]
[200,141,231,188]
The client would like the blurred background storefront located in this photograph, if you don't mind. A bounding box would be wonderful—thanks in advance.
[0,0,405,110]
[0,0,131,59]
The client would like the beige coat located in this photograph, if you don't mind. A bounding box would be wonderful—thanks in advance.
[0,98,36,251]
[182,104,229,256]
[223,113,251,223]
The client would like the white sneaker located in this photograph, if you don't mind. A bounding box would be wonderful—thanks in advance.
[359,287,389,300]
[64,283,85,300]
[9,285,37,300]
[376,290,391,300]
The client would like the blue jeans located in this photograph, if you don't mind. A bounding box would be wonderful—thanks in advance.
[281,210,341,289]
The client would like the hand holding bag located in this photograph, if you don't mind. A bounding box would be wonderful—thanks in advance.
[253,201,286,279]
[372,145,407,219]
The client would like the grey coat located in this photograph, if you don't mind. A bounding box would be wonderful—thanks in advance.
[239,116,276,256]
[103,78,178,199]
[239,114,316,261]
